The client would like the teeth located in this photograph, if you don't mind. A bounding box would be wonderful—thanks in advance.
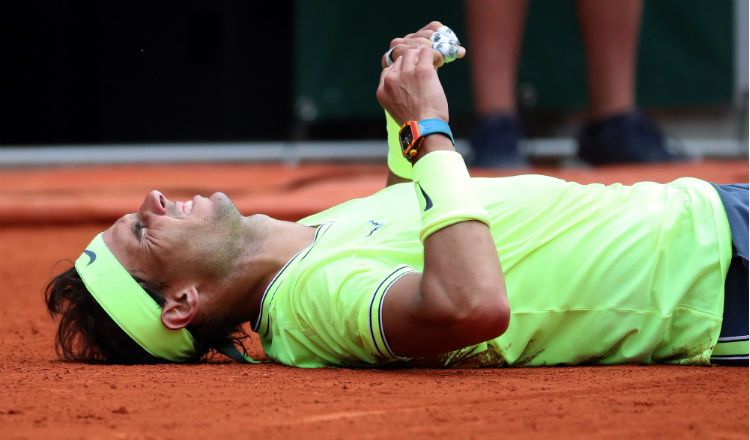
[185,200,193,215]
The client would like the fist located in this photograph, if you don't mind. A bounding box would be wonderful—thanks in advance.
[376,46,449,126]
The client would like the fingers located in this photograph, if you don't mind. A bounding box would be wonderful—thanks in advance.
[457,46,467,60]
[383,22,465,69]
[419,21,444,33]
[383,36,434,69]
[377,62,388,100]
[402,29,433,41]
[389,36,432,49]
[377,48,407,111]
[415,46,437,73]
[390,46,436,76]
[380,46,430,83]
[379,47,409,93]
[399,45,420,74]
[385,44,444,69]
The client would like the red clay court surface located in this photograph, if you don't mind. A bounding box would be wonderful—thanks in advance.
[1,159,747,439]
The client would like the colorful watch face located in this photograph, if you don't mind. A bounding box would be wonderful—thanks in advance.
[399,127,413,150]
[399,121,419,151]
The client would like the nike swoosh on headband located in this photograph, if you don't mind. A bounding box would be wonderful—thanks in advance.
[83,250,96,265]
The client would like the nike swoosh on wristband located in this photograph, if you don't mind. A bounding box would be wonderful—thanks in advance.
[418,184,433,211]
[83,250,96,266]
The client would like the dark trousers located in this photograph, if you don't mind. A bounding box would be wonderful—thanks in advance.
[709,183,748,364]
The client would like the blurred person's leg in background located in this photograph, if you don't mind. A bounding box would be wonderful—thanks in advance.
[576,0,679,165]
[466,0,681,167]
[466,0,529,168]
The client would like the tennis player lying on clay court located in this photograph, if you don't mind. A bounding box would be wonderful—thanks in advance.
[46,22,748,368]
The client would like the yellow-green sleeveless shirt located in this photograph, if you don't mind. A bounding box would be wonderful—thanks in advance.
[253,176,732,368]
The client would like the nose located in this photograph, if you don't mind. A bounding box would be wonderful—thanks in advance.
[138,190,168,219]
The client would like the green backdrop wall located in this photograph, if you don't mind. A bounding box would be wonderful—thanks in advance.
[294,0,734,123]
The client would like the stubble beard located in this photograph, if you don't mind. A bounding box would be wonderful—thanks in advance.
[209,198,246,279]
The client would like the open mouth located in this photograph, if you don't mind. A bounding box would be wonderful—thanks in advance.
[175,200,193,216]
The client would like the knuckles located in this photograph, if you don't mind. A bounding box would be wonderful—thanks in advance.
[381,72,399,89]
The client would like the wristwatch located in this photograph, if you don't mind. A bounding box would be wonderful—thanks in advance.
[399,119,454,161]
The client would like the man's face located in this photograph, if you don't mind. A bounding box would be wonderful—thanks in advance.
[102,190,245,287]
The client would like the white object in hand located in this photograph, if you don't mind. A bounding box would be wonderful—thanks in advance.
[429,26,460,63]
[386,25,462,66]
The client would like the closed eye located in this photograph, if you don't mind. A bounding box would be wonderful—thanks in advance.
[132,216,144,242]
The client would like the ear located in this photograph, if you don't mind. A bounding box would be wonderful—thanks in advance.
[161,286,199,330]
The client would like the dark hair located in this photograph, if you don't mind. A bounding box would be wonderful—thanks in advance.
[44,264,250,364]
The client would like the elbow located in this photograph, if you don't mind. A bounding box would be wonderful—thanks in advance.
[435,285,511,344]
[469,291,510,341]
[457,278,510,339]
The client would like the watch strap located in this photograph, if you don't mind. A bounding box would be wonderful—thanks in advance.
[400,119,454,161]
[417,119,455,145]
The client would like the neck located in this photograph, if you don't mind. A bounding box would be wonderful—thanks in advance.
[220,216,316,327]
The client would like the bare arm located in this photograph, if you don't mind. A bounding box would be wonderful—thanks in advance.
[382,22,466,188]
[385,170,410,187]
[375,44,509,358]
